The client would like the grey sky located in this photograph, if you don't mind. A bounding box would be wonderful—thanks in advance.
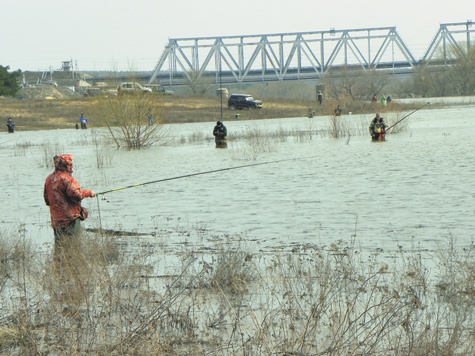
[1,0,473,72]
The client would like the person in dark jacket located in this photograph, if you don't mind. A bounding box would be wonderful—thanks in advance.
[369,113,387,141]
[334,105,342,116]
[213,121,227,148]
[317,90,323,105]
[44,154,96,260]
[6,118,15,133]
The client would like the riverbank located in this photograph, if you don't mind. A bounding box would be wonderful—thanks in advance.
[0,93,453,132]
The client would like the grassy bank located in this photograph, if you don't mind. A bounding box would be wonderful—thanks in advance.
[1,94,424,131]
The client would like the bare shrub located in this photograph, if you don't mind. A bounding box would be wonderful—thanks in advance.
[385,111,410,134]
[328,113,352,138]
[35,140,64,167]
[209,240,255,295]
[94,92,169,149]
[91,131,113,168]
[230,126,277,160]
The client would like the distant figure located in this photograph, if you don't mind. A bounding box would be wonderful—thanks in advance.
[6,117,15,133]
[79,113,88,129]
[371,94,377,103]
[380,93,387,106]
[387,95,392,104]
[213,121,227,148]
[369,113,387,141]
[148,115,154,125]
[43,154,96,262]
[317,90,323,105]
[334,105,342,116]
[308,108,315,118]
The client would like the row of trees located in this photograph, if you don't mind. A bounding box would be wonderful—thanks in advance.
[313,44,475,100]
[0,65,21,96]
[409,46,475,97]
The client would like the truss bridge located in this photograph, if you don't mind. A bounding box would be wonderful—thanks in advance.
[148,21,474,87]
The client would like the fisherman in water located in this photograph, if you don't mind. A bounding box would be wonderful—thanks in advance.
[369,113,387,141]
[213,120,227,148]
[44,154,96,262]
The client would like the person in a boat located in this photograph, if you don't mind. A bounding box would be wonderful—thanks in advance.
[369,113,387,141]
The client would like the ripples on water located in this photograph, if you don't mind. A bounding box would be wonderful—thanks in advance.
[2,105,474,256]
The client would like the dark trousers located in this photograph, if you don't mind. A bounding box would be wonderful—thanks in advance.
[215,137,227,148]
[53,218,81,262]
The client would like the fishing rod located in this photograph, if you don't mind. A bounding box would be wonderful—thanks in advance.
[0,139,16,145]
[385,102,430,132]
[97,159,293,196]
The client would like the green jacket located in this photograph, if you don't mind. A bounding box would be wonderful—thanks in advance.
[213,124,227,140]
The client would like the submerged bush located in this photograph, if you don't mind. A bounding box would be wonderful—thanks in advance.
[95,93,169,149]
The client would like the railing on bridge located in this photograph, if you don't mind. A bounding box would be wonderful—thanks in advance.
[149,21,474,87]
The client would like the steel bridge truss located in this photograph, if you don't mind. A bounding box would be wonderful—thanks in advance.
[149,26,417,85]
[149,21,474,86]
[422,21,474,63]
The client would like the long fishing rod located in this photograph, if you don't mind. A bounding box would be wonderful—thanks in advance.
[97,159,293,196]
[0,139,16,145]
[386,102,430,132]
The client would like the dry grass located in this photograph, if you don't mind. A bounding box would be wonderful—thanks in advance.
[0,92,429,132]
[1,225,475,355]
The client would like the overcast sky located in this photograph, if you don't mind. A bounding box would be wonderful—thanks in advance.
[1,0,473,72]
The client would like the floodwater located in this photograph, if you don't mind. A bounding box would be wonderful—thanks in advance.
[1,104,474,256]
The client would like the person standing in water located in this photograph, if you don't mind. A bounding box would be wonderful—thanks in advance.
[44,154,96,261]
[369,113,387,141]
[213,121,228,148]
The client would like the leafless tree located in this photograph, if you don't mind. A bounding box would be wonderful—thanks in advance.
[183,69,213,95]
[94,92,168,149]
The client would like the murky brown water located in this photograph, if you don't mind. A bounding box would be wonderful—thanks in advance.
[2,104,474,255]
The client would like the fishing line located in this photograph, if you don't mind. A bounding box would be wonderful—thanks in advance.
[94,158,294,234]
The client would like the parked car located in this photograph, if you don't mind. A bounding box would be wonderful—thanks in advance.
[216,88,228,99]
[117,82,152,94]
[144,84,174,95]
[227,94,262,110]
